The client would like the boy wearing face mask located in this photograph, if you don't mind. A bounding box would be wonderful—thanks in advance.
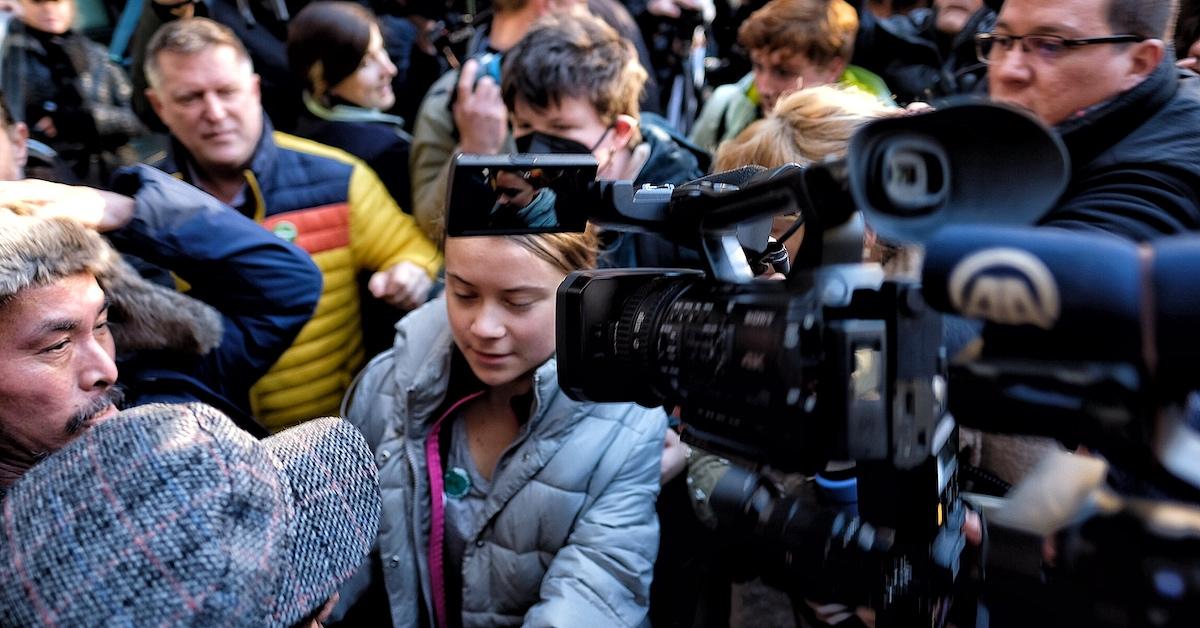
[501,11,710,268]
[500,14,719,623]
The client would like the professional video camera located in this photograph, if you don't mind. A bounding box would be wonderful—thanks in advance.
[445,101,1070,626]
[910,223,1200,628]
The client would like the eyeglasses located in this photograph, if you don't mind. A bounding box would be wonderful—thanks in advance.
[975,33,1147,64]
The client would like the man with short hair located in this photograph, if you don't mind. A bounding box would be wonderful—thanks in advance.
[0,95,322,492]
[144,18,441,430]
[689,0,892,153]
[982,0,1200,240]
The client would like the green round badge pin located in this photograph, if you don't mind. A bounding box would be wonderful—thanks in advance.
[444,467,471,498]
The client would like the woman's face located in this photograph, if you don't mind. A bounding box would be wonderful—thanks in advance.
[444,237,566,391]
[20,0,74,35]
[328,25,397,110]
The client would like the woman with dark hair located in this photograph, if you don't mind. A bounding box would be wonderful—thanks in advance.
[288,1,414,209]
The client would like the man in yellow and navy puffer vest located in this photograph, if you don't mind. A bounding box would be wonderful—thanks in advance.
[144,18,441,431]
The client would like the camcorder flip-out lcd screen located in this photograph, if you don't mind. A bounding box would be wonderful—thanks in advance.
[445,154,598,236]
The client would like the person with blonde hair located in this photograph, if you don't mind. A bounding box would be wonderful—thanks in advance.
[714,83,897,169]
[714,84,900,265]
[335,226,667,626]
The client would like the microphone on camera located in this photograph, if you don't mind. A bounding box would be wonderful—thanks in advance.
[922,226,1142,361]
[921,225,1200,386]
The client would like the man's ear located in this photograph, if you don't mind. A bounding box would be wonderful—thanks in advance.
[12,121,27,172]
[1123,39,1165,90]
[252,73,262,100]
[612,114,639,149]
[146,88,164,120]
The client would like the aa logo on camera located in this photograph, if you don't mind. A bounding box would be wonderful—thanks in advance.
[947,248,1060,330]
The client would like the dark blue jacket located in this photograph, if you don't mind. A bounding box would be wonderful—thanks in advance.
[1043,61,1200,241]
[106,166,322,436]
[599,117,710,269]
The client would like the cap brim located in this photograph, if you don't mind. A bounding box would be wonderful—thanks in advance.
[260,418,380,625]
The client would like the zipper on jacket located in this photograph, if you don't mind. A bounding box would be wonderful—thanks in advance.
[403,383,438,628]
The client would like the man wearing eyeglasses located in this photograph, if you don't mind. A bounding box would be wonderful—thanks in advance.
[976,0,1200,242]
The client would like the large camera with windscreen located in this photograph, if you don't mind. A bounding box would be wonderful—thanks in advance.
[448,103,1068,474]
[446,102,1071,626]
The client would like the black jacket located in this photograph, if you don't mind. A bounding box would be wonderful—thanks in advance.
[599,116,710,269]
[1043,61,1200,241]
[9,25,146,184]
[851,3,994,106]
[636,114,711,186]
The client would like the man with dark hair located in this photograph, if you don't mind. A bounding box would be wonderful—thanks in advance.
[498,13,710,624]
[982,0,1200,240]
[408,0,585,242]
[409,0,661,242]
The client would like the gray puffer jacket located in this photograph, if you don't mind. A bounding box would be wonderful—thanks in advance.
[338,298,667,627]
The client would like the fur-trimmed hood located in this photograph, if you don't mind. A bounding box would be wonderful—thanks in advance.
[0,210,222,355]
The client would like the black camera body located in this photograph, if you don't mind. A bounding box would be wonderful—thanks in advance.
[445,101,1200,626]
[543,101,1072,625]
[557,265,944,475]
[556,228,961,626]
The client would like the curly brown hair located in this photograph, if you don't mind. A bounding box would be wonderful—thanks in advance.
[738,0,859,67]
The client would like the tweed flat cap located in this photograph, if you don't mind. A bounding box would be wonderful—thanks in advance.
[0,403,381,627]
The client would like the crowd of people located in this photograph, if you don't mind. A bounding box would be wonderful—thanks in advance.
[2,0,1200,626]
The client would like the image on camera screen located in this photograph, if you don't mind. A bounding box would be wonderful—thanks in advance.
[446,155,597,236]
